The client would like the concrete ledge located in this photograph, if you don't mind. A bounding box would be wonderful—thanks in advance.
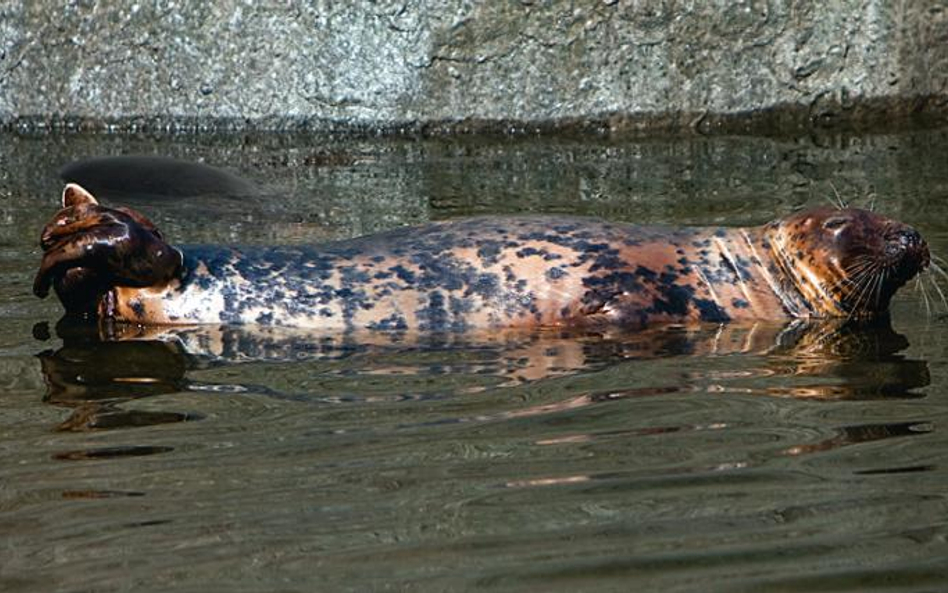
[2,1,947,135]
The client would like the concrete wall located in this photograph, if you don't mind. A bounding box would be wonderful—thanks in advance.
[1,1,946,134]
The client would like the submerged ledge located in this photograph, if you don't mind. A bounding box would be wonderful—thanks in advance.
[4,95,947,139]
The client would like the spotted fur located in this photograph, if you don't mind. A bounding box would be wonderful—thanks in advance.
[35,187,929,331]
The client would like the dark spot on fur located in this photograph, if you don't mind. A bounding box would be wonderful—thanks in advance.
[390,264,416,284]
[465,273,500,300]
[419,291,448,331]
[695,298,730,322]
[367,313,408,331]
[650,284,692,317]
[635,266,657,281]
[546,267,567,280]
[477,241,503,264]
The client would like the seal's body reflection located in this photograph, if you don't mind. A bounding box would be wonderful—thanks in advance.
[36,317,929,435]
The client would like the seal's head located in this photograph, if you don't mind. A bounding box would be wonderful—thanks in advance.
[764,206,929,318]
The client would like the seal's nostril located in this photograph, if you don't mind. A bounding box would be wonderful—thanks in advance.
[897,228,922,249]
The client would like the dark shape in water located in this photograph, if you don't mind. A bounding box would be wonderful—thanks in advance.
[853,464,937,475]
[781,421,933,457]
[60,155,260,201]
[55,408,202,432]
[53,445,174,461]
[62,489,146,499]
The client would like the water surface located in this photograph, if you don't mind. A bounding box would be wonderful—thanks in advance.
[1,130,948,591]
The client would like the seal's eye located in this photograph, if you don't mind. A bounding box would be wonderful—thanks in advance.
[822,217,848,230]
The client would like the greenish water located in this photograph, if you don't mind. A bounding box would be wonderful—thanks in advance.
[2,130,948,591]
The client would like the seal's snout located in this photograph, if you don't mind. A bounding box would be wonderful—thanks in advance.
[885,225,929,275]
[896,228,924,252]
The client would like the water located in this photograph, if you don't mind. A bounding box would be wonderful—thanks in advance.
[2,129,948,591]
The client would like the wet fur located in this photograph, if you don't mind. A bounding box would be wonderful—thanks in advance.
[35,186,929,331]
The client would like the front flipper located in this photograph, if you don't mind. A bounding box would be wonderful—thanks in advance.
[34,184,183,318]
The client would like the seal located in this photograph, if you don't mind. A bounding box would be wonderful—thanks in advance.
[34,183,929,331]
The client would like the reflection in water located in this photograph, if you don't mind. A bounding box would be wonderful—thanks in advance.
[506,419,936,491]
[781,421,934,457]
[759,319,931,399]
[36,321,196,433]
[35,316,929,435]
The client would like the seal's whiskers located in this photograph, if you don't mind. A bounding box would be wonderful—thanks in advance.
[826,261,870,297]
[913,277,924,314]
[921,259,948,314]
[835,258,875,298]
[912,255,948,316]
[848,272,874,319]
[927,272,948,314]
[917,274,934,317]
[844,260,882,320]
[930,252,948,268]
[873,268,887,310]
[854,265,882,318]
[827,181,848,210]
[927,258,948,284]
[836,258,876,292]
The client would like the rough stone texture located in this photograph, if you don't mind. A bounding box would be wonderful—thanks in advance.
[1,1,947,134]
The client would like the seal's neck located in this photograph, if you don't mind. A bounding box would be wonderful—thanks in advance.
[698,227,816,319]
[758,226,851,318]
